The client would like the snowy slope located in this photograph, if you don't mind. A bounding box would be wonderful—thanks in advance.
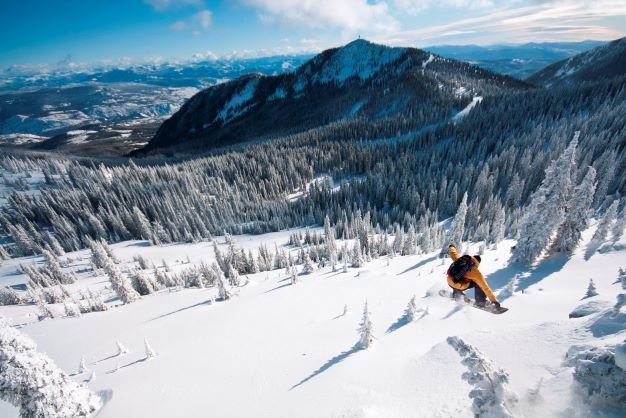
[1,227,625,417]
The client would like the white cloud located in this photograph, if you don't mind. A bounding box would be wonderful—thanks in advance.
[169,9,212,33]
[242,0,399,34]
[192,10,212,30]
[376,0,626,45]
[169,21,189,31]
[144,0,204,11]
[393,0,494,15]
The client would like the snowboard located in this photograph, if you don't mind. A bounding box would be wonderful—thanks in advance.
[438,289,508,314]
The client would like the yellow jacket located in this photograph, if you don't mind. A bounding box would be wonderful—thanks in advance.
[447,246,497,303]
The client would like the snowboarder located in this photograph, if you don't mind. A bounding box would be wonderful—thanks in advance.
[446,245,501,309]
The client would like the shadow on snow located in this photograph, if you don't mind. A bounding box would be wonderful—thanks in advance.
[147,299,212,322]
[396,254,438,276]
[291,344,362,390]
[485,254,569,300]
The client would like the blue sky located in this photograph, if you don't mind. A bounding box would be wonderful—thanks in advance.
[1,0,625,69]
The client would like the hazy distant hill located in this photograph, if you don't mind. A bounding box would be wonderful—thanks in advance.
[527,37,626,86]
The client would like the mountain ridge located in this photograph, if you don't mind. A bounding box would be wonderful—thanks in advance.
[527,37,626,86]
[136,39,531,156]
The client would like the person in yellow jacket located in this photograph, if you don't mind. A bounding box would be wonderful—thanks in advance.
[447,245,501,308]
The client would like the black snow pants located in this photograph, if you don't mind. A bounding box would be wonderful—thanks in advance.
[452,281,486,305]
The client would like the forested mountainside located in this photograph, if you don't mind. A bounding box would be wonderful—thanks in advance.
[1,75,624,259]
[137,39,530,155]
[527,37,626,87]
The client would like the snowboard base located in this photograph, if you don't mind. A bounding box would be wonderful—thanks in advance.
[438,289,508,314]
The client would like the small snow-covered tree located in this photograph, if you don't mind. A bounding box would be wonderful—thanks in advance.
[489,207,505,249]
[302,253,314,274]
[63,301,81,318]
[0,317,101,417]
[612,205,626,243]
[0,287,21,306]
[405,296,418,322]
[84,289,108,313]
[351,240,364,268]
[444,192,468,252]
[226,263,240,287]
[36,297,55,320]
[590,200,619,246]
[42,249,74,285]
[551,166,596,253]
[215,264,231,301]
[78,357,88,374]
[447,336,517,418]
[392,224,404,255]
[130,270,159,296]
[88,239,111,270]
[116,341,129,356]
[103,260,139,304]
[584,279,598,299]
[402,225,417,255]
[144,338,157,359]
[358,301,374,349]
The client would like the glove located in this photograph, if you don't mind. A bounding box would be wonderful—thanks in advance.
[493,301,501,309]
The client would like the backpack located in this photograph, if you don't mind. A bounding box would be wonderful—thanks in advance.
[447,255,476,284]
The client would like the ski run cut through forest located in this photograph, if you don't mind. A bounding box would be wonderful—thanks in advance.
[1,37,626,418]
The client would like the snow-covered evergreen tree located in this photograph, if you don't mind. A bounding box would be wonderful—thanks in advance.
[132,206,153,242]
[445,192,468,252]
[42,249,74,285]
[103,259,139,304]
[447,336,517,418]
[302,253,314,274]
[78,357,88,374]
[591,200,619,246]
[88,239,110,270]
[490,207,506,249]
[226,263,240,286]
[215,264,231,301]
[63,300,81,318]
[612,205,626,243]
[551,166,596,253]
[392,224,404,255]
[130,270,159,295]
[290,269,297,285]
[144,338,157,359]
[0,287,21,306]
[584,278,598,299]
[351,240,364,268]
[405,296,418,322]
[512,133,579,265]
[402,225,417,255]
[36,297,55,320]
[0,317,101,417]
[116,341,129,356]
[358,301,374,349]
